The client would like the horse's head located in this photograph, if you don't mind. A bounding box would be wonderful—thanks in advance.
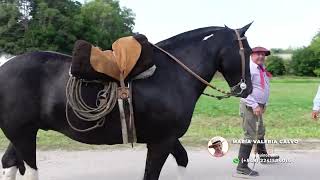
[207,23,253,98]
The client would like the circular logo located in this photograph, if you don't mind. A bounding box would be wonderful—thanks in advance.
[208,136,229,158]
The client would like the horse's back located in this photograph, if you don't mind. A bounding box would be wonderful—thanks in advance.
[0,51,71,131]
[0,51,71,97]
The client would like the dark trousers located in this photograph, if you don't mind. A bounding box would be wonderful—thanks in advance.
[239,101,265,140]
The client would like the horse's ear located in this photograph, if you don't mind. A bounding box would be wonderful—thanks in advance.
[238,21,253,36]
[224,24,230,29]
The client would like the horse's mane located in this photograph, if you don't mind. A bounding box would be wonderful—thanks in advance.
[155,26,224,49]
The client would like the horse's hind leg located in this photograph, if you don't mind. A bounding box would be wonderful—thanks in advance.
[171,140,188,180]
[4,128,38,180]
[143,138,175,180]
[1,143,25,180]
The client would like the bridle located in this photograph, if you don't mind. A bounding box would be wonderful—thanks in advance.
[232,30,248,95]
[152,29,248,100]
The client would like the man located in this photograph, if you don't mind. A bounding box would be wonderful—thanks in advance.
[236,47,279,176]
[312,85,320,120]
[208,140,224,157]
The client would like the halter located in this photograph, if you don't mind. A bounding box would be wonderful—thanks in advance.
[152,29,247,100]
[233,29,247,95]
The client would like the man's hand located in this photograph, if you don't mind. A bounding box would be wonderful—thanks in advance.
[312,111,319,120]
[253,106,263,116]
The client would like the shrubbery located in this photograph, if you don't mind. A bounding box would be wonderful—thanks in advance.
[266,55,286,76]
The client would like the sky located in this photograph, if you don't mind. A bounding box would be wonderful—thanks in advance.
[83,0,320,49]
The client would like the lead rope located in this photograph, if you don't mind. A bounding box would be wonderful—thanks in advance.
[202,93,231,100]
[248,115,260,176]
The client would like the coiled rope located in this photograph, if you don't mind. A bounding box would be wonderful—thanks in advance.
[65,76,118,132]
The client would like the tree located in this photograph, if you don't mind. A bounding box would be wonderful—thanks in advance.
[18,0,33,31]
[291,47,320,76]
[290,31,320,76]
[23,0,82,53]
[309,30,320,57]
[0,1,25,54]
[310,31,320,76]
[78,0,135,49]
[0,0,135,55]
[266,55,286,76]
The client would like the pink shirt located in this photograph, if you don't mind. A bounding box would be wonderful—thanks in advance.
[241,59,270,108]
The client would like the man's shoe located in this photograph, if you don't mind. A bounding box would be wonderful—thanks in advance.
[237,166,259,176]
[236,143,259,176]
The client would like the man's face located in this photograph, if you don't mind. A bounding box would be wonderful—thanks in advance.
[213,142,223,152]
[251,52,266,65]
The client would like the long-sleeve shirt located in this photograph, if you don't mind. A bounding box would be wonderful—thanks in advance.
[240,59,270,109]
[313,85,320,111]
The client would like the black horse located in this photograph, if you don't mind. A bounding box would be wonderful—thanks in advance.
[0,24,253,180]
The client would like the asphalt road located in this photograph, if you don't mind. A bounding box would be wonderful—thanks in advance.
[1,145,320,180]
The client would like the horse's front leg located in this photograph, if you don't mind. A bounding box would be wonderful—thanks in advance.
[143,138,176,180]
[171,140,188,180]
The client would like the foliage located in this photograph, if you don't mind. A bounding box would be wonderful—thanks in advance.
[78,0,134,49]
[291,47,320,76]
[266,55,286,76]
[0,1,25,53]
[290,31,320,76]
[0,0,135,55]
[313,68,320,77]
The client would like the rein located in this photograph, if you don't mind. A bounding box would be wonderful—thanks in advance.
[152,29,247,100]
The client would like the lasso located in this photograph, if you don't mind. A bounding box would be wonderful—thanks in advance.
[65,76,118,132]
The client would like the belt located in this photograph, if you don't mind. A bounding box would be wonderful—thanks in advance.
[246,103,265,110]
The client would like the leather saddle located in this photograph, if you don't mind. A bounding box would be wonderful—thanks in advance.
[71,34,154,82]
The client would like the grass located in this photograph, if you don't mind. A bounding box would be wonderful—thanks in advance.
[181,76,320,146]
[0,76,320,149]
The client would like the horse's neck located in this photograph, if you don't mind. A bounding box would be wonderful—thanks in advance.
[165,42,218,97]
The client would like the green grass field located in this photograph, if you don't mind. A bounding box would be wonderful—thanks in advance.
[183,76,320,146]
[0,76,319,149]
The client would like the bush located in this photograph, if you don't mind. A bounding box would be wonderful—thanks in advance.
[314,68,320,77]
[291,47,320,76]
[266,55,286,76]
